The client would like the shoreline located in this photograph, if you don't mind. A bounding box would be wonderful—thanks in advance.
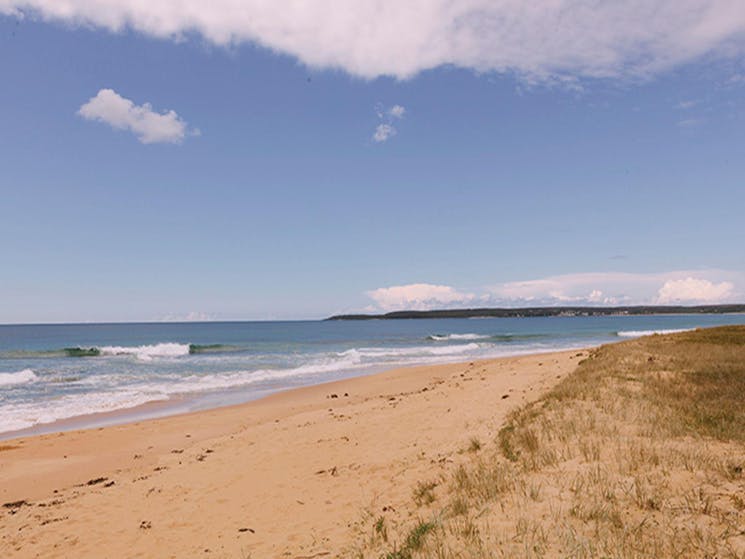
[0,349,585,557]
[0,385,282,442]
[0,345,585,442]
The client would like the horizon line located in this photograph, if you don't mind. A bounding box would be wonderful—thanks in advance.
[3,303,745,327]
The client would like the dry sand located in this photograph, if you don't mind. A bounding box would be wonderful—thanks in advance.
[0,349,583,558]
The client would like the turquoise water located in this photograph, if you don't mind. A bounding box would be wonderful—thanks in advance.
[1,314,743,436]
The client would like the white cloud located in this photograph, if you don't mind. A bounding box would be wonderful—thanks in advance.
[365,271,743,312]
[675,100,698,109]
[78,88,195,144]
[389,105,406,118]
[488,271,742,306]
[372,103,405,142]
[656,278,734,304]
[366,283,474,311]
[4,2,745,83]
[490,273,637,304]
[372,123,396,143]
[588,289,605,303]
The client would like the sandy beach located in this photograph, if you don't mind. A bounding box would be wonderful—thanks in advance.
[0,349,582,558]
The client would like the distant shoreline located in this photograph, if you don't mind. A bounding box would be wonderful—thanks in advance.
[327,304,745,320]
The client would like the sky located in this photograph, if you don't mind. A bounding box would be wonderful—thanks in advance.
[1,1,745,323]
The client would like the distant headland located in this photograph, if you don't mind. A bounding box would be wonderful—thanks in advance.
[326,304,745,320]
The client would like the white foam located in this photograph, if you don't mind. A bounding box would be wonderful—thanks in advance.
[111,344,483,401]
[616,328,693,338]
[351,343,481,358]
[0,361,364,433]
[0,369,37,387]
[0,338,591,434]
[165,352,370,391]
[0,389,166,433]
[99,343,191,361]
[428,333,490,341]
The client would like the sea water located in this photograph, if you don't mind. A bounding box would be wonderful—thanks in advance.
[1,314,743,437]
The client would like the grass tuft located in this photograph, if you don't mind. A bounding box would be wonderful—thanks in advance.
[412,480,438,507]
[382,520,436,559]
[467,437,482,453]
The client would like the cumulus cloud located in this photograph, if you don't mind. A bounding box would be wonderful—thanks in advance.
[364,271,742,312]
[366,283,474,311]
[78,88,195,144]
[656,278,734,304]
[587,290,606,303]
[488,271,742,306]
[4,2,745,82]
[389,105,406,118]
[372,103,405,143]
[372,123,396,143]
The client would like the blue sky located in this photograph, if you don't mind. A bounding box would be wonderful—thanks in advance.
[1,2,745,322]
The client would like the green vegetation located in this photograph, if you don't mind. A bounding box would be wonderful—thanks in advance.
[383,521,436,559]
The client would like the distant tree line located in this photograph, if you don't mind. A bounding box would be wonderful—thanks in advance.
[326,304,745,320]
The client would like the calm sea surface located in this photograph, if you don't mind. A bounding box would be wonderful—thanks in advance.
[1,314,743,437]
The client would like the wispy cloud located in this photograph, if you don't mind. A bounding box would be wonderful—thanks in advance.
[675,100,698,109]
[157,311,216,322]
[78,88,197,144]
[6,2,745,83]
[677,117,706,128]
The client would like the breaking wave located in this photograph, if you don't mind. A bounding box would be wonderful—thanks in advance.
[188,344,236,354]
[98,343,192,361]
[58,343,235,360]
[347,343,481,358]
[427,333,490,341]
[427,333,549,342]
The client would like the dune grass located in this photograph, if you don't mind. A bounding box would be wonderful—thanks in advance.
[351,325,745,558]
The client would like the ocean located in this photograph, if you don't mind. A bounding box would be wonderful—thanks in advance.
[1,314,743,438]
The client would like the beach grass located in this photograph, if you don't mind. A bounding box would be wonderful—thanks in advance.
[354,325,745,558]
